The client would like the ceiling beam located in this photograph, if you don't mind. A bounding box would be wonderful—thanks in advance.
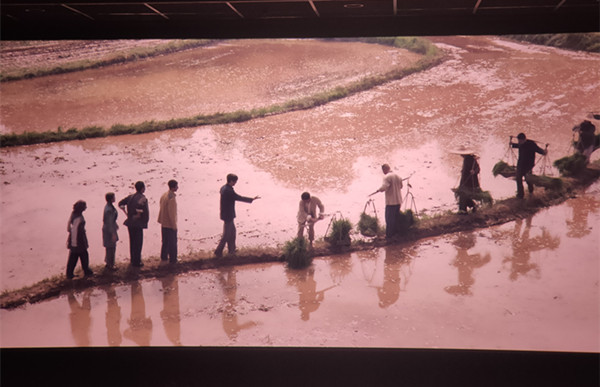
[144,3,169,19]
[227,2,245,18]
[61,3,94,20]
[308,0,320,17]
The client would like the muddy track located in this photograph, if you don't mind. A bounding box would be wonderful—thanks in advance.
[3,166,598,310]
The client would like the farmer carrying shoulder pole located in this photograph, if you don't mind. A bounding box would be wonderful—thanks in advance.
[510,133,547,199]
[369,164,403,240]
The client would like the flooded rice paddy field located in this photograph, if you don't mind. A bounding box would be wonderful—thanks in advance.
[0,39,420,134]
[1,183,598,349]
[0,36,599,350]
[1,36,599,292]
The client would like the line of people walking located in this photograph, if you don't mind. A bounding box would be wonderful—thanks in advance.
[65,131,551,279]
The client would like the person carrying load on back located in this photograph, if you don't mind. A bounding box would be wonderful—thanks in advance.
[510,133,547,199]
[457,152,481,214]
[297,192,325,248]
[573,119,596,163]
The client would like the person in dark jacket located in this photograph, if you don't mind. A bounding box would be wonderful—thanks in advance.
[510,133,547,199]
[102,192,119,270]
[66,200,93,279]
[118,181,149,267]
[214,173,260,257]
[457,153,481,214]
[573,120,596,163]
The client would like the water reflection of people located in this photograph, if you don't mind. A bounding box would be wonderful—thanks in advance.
[444,233,491,296]
[286,267,334,321]
[160,275,181,345]
[68,289,92,346]
[217,267,257,339]
[376,246,412,308]
[503,217,560,281]
[123,281,153,346]
[566,195,600,239]
[328,253,353,286]
[103,284,122,346]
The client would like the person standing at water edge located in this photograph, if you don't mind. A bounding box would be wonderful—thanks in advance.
[457,153,481,214]
[102,192,119,270]
[215,173,260,257]
[510,133,547,199]
[158,179,178,264]
[297,192,325,247]
[369,164,403,239]
[119,181,149,267]
[66,200,93,279]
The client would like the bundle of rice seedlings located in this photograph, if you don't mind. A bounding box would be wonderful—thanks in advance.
[326,218,353,248]
[525,174,563,191]
[283,237,312,269]
[452,188,494,205]
[492,161,516,178]
[358,212,380,237]
[397,209,415,233]
[553,153,588,176]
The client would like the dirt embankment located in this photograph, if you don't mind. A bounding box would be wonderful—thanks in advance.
[3,164,598,310]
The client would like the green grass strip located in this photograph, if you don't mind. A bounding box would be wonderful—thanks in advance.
[0,39,214,82]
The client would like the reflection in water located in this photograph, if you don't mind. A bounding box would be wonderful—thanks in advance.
[103,284,122,346]
[444,233,491,296]
[503,217,560,281]
[217,267,257,339]
[68,289,92,346]
[328,253,353,285]
[356,248,413,308]
[160,275,181,346]
[123,281,153,346]
[566,195,600,239]
[377,247,413,308]
[286,267,335,321]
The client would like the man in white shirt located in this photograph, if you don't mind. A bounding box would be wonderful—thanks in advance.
[369,164,403,239]
[297,192,325,247]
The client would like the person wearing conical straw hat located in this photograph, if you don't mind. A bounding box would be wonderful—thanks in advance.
[451,146,481,214]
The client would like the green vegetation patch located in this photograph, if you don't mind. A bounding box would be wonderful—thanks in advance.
[398,209,415,233]
[283,237,313,269]
[452,188,494,205]
[507,33,600,53]
[0,40,214,82]
[525,174,563,191]
[358,212,380,237]
[326,218,353,248]
[492,160,517,178]
[553,153,589,176]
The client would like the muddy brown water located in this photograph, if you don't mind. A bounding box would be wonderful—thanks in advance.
[0,36,599,350]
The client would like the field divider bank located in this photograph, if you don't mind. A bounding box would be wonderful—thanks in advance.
[2,162,599,310]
